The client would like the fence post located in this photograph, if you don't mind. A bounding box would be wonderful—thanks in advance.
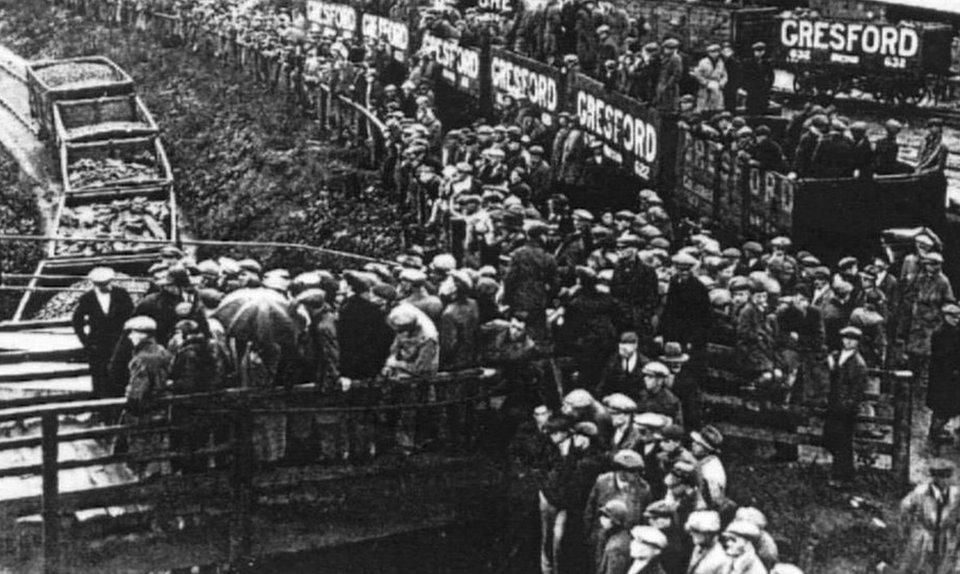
[891,370,913,487]
[41,413,60,574]
[228,404,254,564]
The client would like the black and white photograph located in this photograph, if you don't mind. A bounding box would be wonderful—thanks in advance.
[0,0,958,571]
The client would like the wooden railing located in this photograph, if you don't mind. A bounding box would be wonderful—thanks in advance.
[0,368,501,573]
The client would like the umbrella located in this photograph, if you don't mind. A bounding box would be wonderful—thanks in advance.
[212,287,300,350]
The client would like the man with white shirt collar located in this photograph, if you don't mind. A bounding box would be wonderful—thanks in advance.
[824,326,868,485]
[71,267,134,399]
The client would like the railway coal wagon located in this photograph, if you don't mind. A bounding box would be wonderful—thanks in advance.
[772,15,954,103]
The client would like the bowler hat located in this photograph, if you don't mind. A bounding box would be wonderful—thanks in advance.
[659,342,689,364]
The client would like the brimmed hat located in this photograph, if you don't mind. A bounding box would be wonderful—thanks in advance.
[659,342,689,364]
[691,425,724,452]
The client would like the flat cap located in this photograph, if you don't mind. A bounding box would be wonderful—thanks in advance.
[343,270,374,292]
[573,421,599,437]
[942,302,960,315]
[691,425,724,452]
[631,525,669,549]
[686,510,722,533]
[617,233,642,247]
[724,520,762,542]
[430,253,457,271]
[387,303,419,328]
[612,449,644,470]
[672,252,699,267]
[662,37,680,48]
[238,258,262,274]
[840,326,863,340]
[752,41,767,49]
[124,316,157,332]
[564,388,595,409]
[572,208,594,222]
[600,499,632,526]
[399,268,428,285]
[642,361,671,377]
[88,266,115,283]
[734,507,769,529]
[742,241,763,253]
[634,412,668,429]
[603,393,638,413]
[923,251,944,263]
[770,236,792,248]
[838,256,859,269]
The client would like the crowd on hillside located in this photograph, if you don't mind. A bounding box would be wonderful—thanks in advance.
[58,0,960,572]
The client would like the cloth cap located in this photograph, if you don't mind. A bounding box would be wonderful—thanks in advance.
[672,252,699,267]
[838,256,858,269]
[449,269,473,291]
[722,247,741,259]
[431,253,457,271]
[615,209,636,220]
[399,268,428,285]
[724,520,761,542]
[218,257,240,276]
[752,41,767,49]
[198,288,224,308]
[691,425,724,452]
[238,258,262,274]
[88,267,115,283]
[564,389,595,409]
[620,331,639,344]
[612,449,644,470]
[642,361,670,377]
[923,251,944,263]
[942,302,960,315]
[742,241,762,253]
[710,288,732,307]
[686,510,722,533]
[650,237,670,250]
[124,316,157,332]
[671,459,698,479]
[197,260,220,276]
[573,421,598,437]
[343,270,374,293]
[631,525,668,549]
[572,209,594,222]
[706,43,720,52]
[634,412,668,429]
[661,424,685,441]
[770,236,791,248]
[387,304,420,328]
[734,507,769,529]
[639,224,663,239]
[839,326,862,340]
[603,393,638,413]
[770,565,805,574]
[617,233,642,247]
[662,38,680,49]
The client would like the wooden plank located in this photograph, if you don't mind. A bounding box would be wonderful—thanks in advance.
[40,413,58,574]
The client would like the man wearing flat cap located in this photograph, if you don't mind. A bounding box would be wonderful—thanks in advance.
[691,43,727,112]
[721,521,767,574]
[610,236,660,344]
[661,252,712,357]
[628,524,669,573]
[898,457,960,573]
[875,118,911,175]
[901,250,954,387]
[135,266,206,346]
[121,315,173,480]
[918,116,948,173]
[824,325,868,484]
[503,220,559,350]
[338,270,394,385]
[72,267,134,399]
[686,509,727,574]
[564,265,623,391]
[927,301,960,447]
[656,37,683,112]
[741,40,774,115]
[583,448,651,557]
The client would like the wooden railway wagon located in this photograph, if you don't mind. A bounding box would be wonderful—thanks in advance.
[771,15,954,103]
[670,122,947,265]
[49,187,177,261]
[51,95,158,150]
[25,57,135,140]
[59,136,173,199]
[619,0,780,55]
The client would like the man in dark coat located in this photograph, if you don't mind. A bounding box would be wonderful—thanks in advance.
[721,42,741,113]
[810,122,855,179]
[791,115,826,178]
[847,121,875,179]
[439,270,480,371]
[740,41,774,115]
[751,125,787,173]
[338,271,393,382]
[597,331,648,401]
[503,222,559,348]
[609,234,660,341]
[564,266,622,391]
[659,253,712,355]
[874,119,912,175]
[824,326,868,483]
[134,267,205,345]
[72,267,134,399]
[927,302,960,447]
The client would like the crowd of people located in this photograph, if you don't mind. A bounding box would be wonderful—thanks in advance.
[58,0,960,573]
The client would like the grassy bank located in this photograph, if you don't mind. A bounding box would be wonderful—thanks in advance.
[0,0,402,272]
[0,149,44,320]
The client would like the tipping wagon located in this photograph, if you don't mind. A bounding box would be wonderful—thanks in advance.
[59,136,173,199]
[25,56,135,140]
[51,94,159,150]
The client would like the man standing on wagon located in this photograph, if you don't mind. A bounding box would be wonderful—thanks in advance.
[741,41,774,116]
